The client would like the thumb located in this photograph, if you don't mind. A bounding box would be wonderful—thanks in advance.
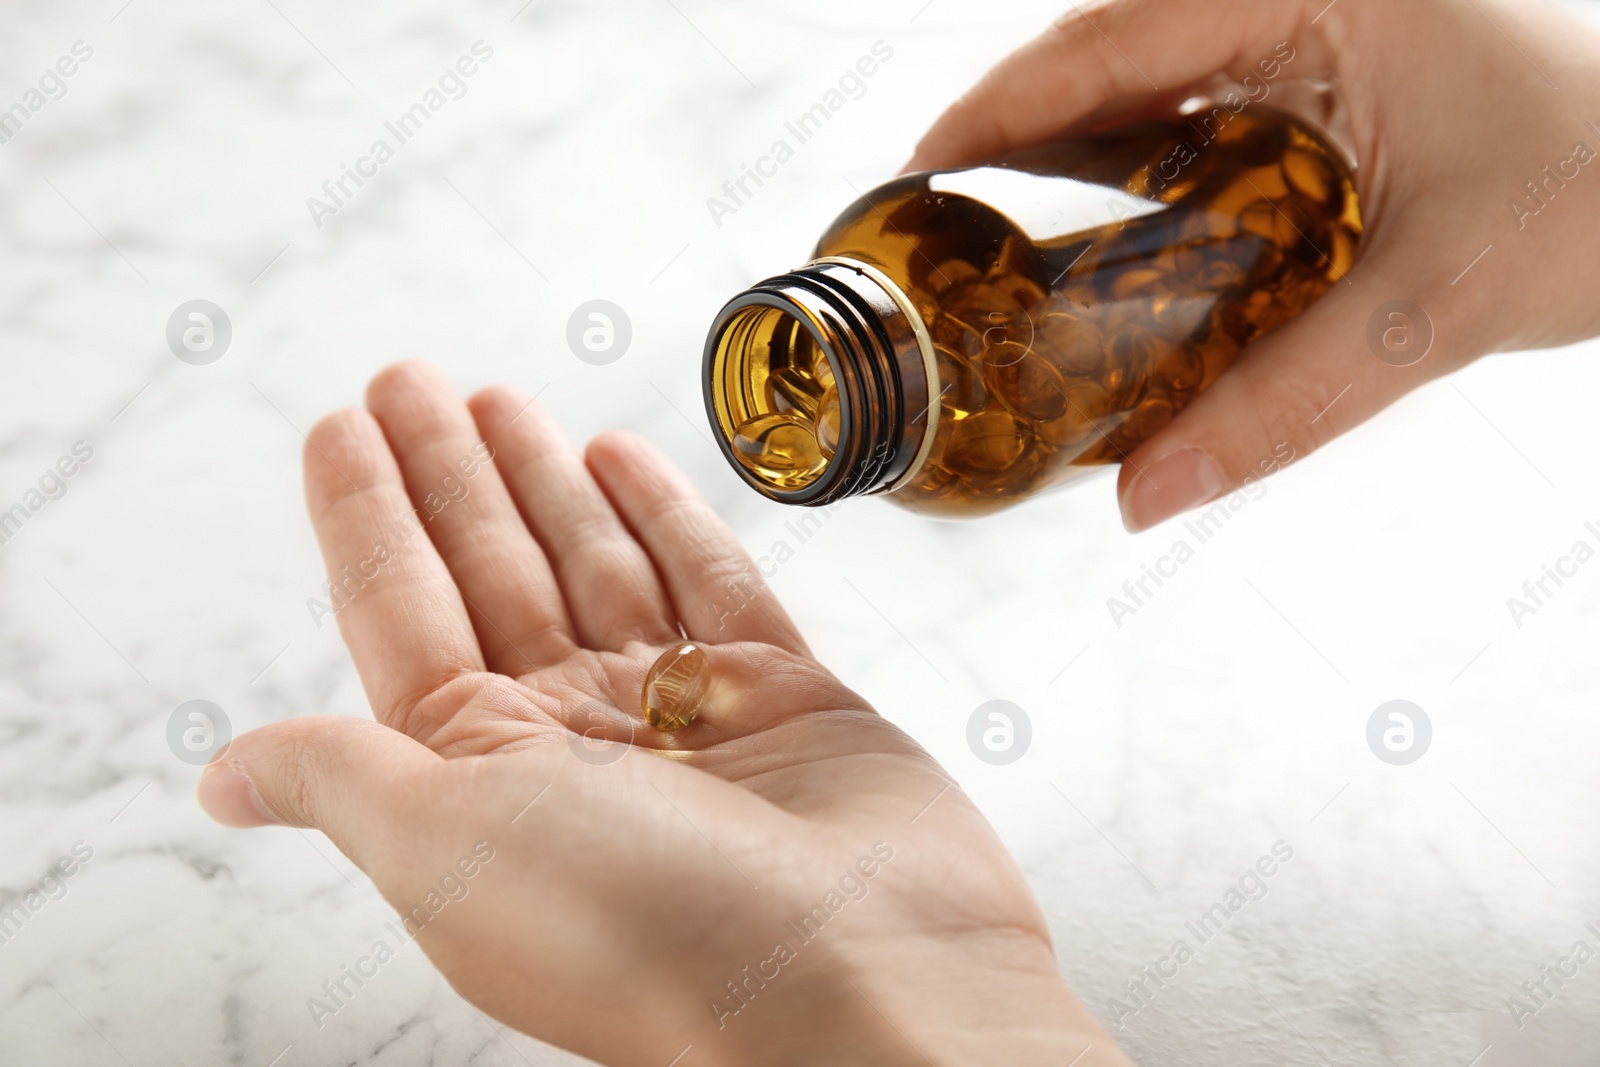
[1115,270,1460,532]
[197,715,441,852]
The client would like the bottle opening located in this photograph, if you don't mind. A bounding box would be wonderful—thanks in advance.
[708,304,841,492]
[702,260,937,507]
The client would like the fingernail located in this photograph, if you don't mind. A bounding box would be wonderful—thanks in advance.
[1120,446,1225,532]
[197,760,281,828]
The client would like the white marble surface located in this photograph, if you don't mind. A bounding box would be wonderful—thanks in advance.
[1,0,1598,1064]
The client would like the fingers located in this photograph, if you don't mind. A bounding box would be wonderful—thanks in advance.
[469,386,681,652]
[1116,268,1459,532]
[196,716,441,867]
[365,363,577,674]
[904,0,1310,171]
[584,431,810,655]
[304,408,485,738]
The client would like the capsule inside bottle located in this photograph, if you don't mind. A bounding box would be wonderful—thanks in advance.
[710,305,840,491]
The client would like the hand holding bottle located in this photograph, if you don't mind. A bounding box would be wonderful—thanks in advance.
[908,0,1600,530]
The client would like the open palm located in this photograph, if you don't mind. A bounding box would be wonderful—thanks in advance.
[201,362,1128,1066]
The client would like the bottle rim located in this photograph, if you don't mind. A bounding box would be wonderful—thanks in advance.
[701,258,938,506]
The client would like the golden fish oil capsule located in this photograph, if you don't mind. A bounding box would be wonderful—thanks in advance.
[730,411,826,488]
[703,104,1361,517]
[642,643,709,732]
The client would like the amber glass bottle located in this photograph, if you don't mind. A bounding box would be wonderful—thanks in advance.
[702,105,1360,517]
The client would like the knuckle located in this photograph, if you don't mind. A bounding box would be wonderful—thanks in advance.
[1244,371,1342,467]
[273,728,330,827]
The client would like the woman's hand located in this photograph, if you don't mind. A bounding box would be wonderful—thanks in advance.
[197,361,1133,1067]
[907,0,1600,531]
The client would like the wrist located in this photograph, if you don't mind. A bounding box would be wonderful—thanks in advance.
[698,930,1134,1067]
[841,931,1134,1067]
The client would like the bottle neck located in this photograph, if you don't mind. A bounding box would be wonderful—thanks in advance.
[702,257,939,506]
